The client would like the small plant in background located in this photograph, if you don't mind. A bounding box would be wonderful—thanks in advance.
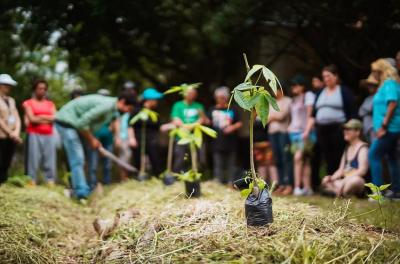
[365,182,391,229]
[6,175,32,187]
[173,124,217,197]
[130,108,159,181]
[164,83,202,95]
[230,53,281,226]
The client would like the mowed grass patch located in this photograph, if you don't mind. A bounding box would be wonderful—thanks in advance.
[288,195,400,233]
[89,180,400,263]
[0,185,95,263]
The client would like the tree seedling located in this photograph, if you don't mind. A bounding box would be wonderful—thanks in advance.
[130,108,159,181]
[230,53,281,225]
[364,182,390,229]
[173,124,217,197]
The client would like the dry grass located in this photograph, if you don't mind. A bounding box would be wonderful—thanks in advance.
[0,185,95,263]
[1,180,399,263]
[88,180,400,263]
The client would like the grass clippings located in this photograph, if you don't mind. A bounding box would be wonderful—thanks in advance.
[1,180,399,263]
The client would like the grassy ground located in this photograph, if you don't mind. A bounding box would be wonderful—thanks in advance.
[0,180,399,263]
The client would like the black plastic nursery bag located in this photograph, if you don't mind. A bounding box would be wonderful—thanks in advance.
[245,188,273,226]
[185,181,201,198]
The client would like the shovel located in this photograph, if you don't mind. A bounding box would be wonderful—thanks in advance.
[98,146,138,173]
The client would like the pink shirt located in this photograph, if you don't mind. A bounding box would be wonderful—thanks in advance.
[23,99,55,135]
[288,91,315,133]
[268,96,292,134]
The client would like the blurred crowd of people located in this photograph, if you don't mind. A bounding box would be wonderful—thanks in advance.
[0,51,400,201]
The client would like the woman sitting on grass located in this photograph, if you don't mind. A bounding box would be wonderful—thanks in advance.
[321,119,369,197]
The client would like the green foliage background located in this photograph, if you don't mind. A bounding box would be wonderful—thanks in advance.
[1,0,399,106]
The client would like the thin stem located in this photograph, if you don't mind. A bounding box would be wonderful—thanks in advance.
[249,108,257,182]
[140,122,146,174]
[190,142,198,174]
[166,134,174,172]
[243,53,250,72]
[378,200,387,229]
[254,70,263,86]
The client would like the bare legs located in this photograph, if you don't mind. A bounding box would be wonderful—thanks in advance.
[322,176,365,197]
[293,150,312,195]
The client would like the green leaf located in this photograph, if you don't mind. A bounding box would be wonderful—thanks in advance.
[198,125,217,138]
[177,138,192,145]
[233,82,260,92]
[364,182,379,193]
[255,95,269,127]
[364,183,375,189]
[379,184,391,191]
[367,194,379,201]
[193,126,203,148]
[144,109,158,122]
[256,178,266,190]
[244,65,263,83]
[176,128,190,139]
[233,90,251,111]
[169,128,179,138]
[248,94,261,108]
[262,67,278,95]
[240,188,252,198]
[164,86,183,95]
[129,111,145,125]
[265,94,279,112]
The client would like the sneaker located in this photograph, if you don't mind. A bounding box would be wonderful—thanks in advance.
[302,188,314,196]
[293,187,304,196]
[385,191,400,201]
[63,188,72,198]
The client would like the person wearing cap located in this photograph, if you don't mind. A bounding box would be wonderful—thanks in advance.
[55,91,136,198]
[86,89,115,189]
[358,74,379,143]
[368,58,400,201]
[23,79,57,185]
[131,88,164,177]
[170,86,207,173]
[0,74,22,184]
[321,119,368,197]
[288,75,316,196]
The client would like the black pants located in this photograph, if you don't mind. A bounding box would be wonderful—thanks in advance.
[316,123,345,176]
[311,141,321,189]
[0,138,16,184]
[134,139,163,176]
[173,143,190,173]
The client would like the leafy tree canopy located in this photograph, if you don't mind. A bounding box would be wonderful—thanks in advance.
[1,0,399,103]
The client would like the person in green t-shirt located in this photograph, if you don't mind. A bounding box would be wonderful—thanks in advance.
[170,87,207,173]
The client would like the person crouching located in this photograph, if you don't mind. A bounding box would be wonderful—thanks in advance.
[321,119,368,197]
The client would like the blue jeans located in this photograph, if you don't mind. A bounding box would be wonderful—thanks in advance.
[88,142,113,189]
[269,132,293,185]
[369,131,400,193]
[56,124,91,198]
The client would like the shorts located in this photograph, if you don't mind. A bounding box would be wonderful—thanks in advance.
[289,131,316,154]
